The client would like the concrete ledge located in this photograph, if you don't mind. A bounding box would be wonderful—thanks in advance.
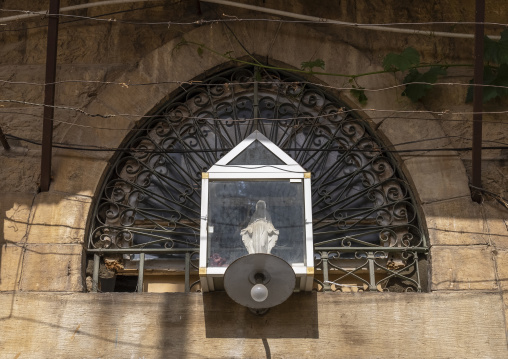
[0,291,506,358]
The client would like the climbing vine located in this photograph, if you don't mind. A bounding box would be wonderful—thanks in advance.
[466,29,508,103]
[175,29,508,106]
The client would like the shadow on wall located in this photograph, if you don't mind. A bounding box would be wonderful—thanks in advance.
[0,193,36,292]
[0,190,87,295]
[202,291,319,339]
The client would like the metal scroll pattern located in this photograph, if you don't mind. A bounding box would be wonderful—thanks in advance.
[89,67,426,292]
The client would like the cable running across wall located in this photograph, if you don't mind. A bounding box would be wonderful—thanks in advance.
[2,79,508,93]
[0,5,505,41]
[3,99,508,119]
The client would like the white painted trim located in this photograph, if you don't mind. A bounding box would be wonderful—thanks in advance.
[304,177,314,271]
[208,171,305,179]
[202,132,314,292]
[292,266,307,275]
[206,267,227,275]
[199,178,209,269]
[211,130,304,171]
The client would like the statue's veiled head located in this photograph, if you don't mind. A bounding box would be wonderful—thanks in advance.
[251,200,271,222]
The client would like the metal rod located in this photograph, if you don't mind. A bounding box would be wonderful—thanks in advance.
[414,251,422,292]
[40,0,60,192]
[88,247,427,254]
[92,254,100,293]
[321,251,331,291]
[185,252,190,293]
[87,248,198,254]
[137,253,145,293]
[315,247,428,253]
[471,0,485,203]
[200,0,499,40]
[368,253,377,291]
[0,0,500,39]
[0,125,10,150]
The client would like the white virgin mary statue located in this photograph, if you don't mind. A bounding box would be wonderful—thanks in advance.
[241,200,279,254]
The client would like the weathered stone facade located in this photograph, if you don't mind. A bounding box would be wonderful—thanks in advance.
[1,1,507,357]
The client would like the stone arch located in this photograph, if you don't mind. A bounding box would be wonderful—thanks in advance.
[85,64,427,292]
[46,21,471,293]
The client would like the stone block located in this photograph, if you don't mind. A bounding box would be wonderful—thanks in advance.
[497,250,508,292]
[51,153,107,197]
[0,193,34,245]
[378,114,450,154]
[19,244,84,292]
[0,150,40,193]
[431,246,497,291]
[52,100,133,159]
[403,152,470,203]
[0,245,22,291]
[423,197,489,245]
[27,192,90,245]
[54,64,121,108]
[496,250,508,334]
[0,106,43,151]
[0,65,44,105]
[484,201,508,249]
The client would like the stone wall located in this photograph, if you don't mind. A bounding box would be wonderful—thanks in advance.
[1,1,507,357]
[1,292,507,358]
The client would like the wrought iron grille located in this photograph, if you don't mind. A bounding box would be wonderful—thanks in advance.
[88,66,427,292]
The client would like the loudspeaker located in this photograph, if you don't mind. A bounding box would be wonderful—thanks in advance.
[223,253,296,310]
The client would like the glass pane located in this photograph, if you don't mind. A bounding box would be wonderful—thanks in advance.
[228,140,285,165]
[207,180,305,267]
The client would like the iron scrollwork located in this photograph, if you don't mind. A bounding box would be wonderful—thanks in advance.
[89,66,427,292]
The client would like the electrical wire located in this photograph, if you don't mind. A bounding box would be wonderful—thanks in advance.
[2,110,508,131]
[2,79,508,93]
[200,0,504,40]
[1,5,506,160]
[1,6,506,29]
[3,99,508,119]
[4,133,507,154]
[0,2,170,33]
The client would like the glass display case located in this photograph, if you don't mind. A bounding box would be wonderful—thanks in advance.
[199,131,314,292]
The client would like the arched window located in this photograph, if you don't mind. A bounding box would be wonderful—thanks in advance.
[88,66,427,293]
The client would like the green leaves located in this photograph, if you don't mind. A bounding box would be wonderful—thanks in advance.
[301,59,325,72]
[466,64,508,103]
[484,29,508,65]
[466,30,508,103]
[350,87,368,105]
[403,66,447,102]
[382,47,420,72]
[382,47,447,102]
